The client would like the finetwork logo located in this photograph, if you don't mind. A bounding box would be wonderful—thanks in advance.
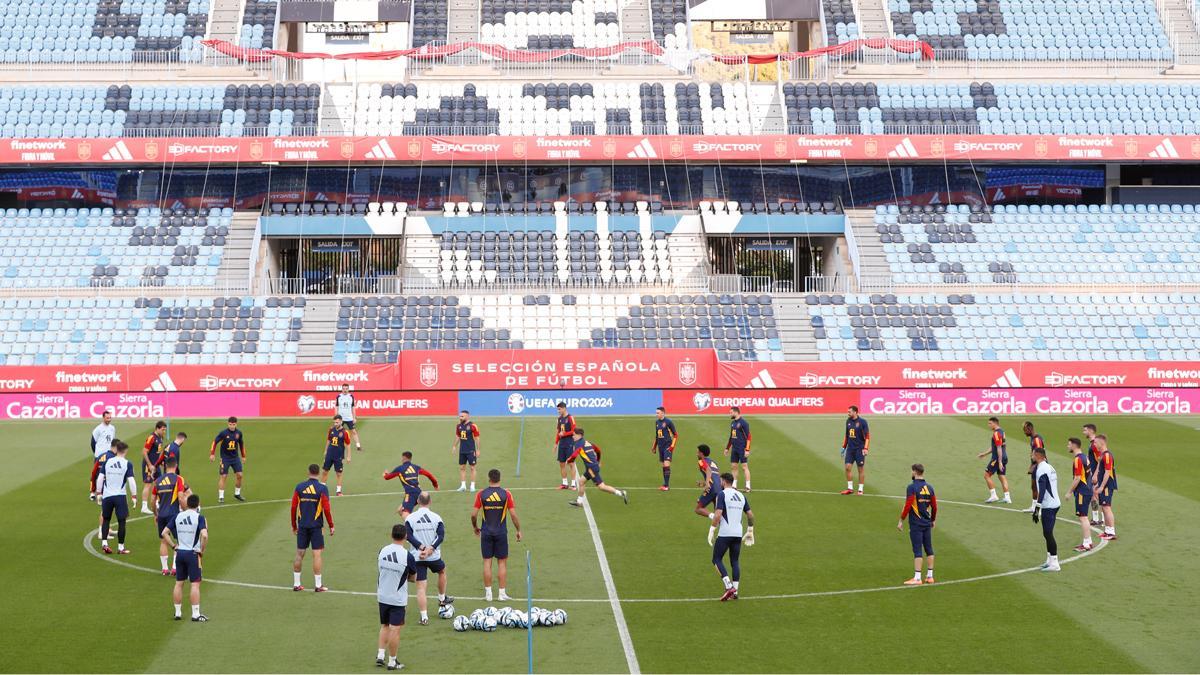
[887,137,919,158]
[991,368,1022,388]
[626,138,658,159]
[1148,138,1180,159]
[102,141,134,161]
[744,369,778,389]
[364,139,397,160]
[143,371,178,392]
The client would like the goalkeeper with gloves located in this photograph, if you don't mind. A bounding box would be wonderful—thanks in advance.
[708,472,755,601]
[1030,447,1062,572]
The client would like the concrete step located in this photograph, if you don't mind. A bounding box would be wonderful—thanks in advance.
[621,0,653,41]
[773,295,820,360]
[214,212,257,290]
[296,297,341,363]
[447,0,480,44]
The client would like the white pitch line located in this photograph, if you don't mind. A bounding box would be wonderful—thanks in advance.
[82,488,1106,607]
[580,494,641,674]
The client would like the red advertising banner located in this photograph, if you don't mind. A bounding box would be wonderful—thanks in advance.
[0,364,399,393]
[662,388,859,415]
[717,361,1200,389]
[259,391,459,417]
[2,134,1197,165]
[398,349,716,390]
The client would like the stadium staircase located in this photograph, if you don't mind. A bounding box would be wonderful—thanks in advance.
[215,212,258,290]
[620,0,655,41]
[854,0,893,39]
[846,210,894,287]
[317,85,350,135]
[768,297,821,361]
[295,297,341,363]
[1157,0,1200,66]
[446,0,482,44]
[206,0,246,45]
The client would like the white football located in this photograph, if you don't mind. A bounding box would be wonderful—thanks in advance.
[554,609,568,624]
[452,616,470,632]
[438,604,455,619]
[482,616,498,632]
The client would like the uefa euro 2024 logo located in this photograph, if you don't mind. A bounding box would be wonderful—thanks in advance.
[506,393,526,414]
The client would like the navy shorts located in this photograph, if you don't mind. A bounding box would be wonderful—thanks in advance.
[297,526,325,550]
[219,454,243,475]
[322,451,344,473]
[582,464,603,486]
[697,489,718,508]
[1098,484,1116,506]
[557,443,574,463]
[400,491,418,513]
[378,603,406,626]
[415,558,446,581]
[175,550,202,582]
[657,445,674,463]
[343,420,356,430]
[1073,492,1092,517]
[101,495,128,521]
[156,514,173,538]
[986,455,1007,476]
[844,447,866,467]
[458,451,477,466]
[480,531,509,560]
[730,447,748,464]
[142,460,160,483]
[712,535,742,564]
[909,525,934,557]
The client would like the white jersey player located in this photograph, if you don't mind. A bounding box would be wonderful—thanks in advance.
[96,440,138,554]
[404,492,453,625]
[335,384,362,451]
[1032,448,1061,572]
[707,472,756,601]
[91,410,116,459]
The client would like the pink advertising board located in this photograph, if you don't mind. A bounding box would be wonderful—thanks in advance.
[859,387,1200,416]
[0,392,259,420]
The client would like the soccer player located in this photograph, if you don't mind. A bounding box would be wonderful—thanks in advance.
[152,458,190,575]
[977,417,1012,503]
[1020,421,1045,513]
[209,416,246,503]
[1082,423,1102,525]
[567,427,629,507]
[1066,438,1094,552]
[897,463,937,585]
[1094,434,1118,541]
[471,468,522,603]
[841,405,870,495]
[651,406,678,491]
[336,383,363,452]
[724,406,752,492]
[291,463,334,592]
[376,524,418,670]
[554,402,577,490]
[140,420,168,514]
[96,440,137,555]
[383,451,440,517]
[90,409,116,459]
[1031,447,1061,572]
[694,444,721,520]
[90,438,120,538]
[453,410,480,492]
[162,494,208,622]
[321,415,352,497]
[406,491,454,625]
[708,472,755,601]
[163,432,187,475]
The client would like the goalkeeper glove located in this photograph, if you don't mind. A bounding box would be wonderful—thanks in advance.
[743,526,755,547]
[707,526,716,546]
[1032,507,1040,524]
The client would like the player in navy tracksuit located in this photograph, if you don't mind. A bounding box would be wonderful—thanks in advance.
[724,407,752,491]
[554,402,577,490]
[651,407,678,491]
[694,445,722,519]
[291,463,334,592]
[471,468,522,603]
[841,406,870,495]
[151,458,189,575]
[209,416,246,503]
[898,463,938,585]
[320,415,352,496]
[383,452,439,516]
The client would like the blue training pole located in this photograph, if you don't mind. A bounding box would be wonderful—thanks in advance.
[515,410,526,477]
[526,549,534,674]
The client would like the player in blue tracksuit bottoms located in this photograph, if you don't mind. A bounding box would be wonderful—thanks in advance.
[1031,447,1061,572]
[897,463,937,585]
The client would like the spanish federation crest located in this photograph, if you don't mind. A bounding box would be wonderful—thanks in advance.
[669,139,683,157]
[602,138,617,158]
[249,141,264,161]
[340,139,354,159]
[419,360,439,387]
[407,140,422,159]
[1034,138,1048,158]
[77,141,92,160]
[513,139,527,158]
[773,138,787,157]
[930,138,945,157]
[1124,139,1139,157]
[144,141,159,160]
[678,358,697,386]
[864,139,879,157]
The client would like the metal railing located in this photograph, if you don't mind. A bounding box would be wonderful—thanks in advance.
[0,48,196,73]
[418,40,673,78]
[400,272,702,293]
[802,275,1200,295]
[263,276,405,295]
[0,281,251,298]
[118,125,320,138]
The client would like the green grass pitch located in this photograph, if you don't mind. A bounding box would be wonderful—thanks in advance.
[4,413,1199,673]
